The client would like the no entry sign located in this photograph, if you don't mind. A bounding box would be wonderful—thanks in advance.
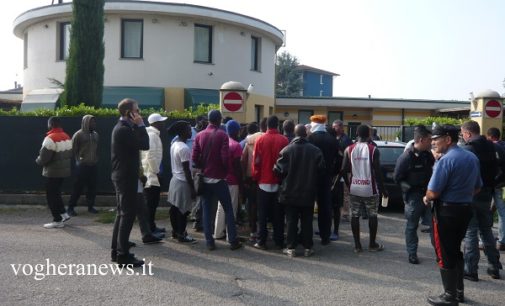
[222,92,244,112]
[485,100,502,118]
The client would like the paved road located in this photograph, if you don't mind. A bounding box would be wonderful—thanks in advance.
[0,205,502,305]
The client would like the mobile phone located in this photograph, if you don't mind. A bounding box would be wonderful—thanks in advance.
[127,111,134,120]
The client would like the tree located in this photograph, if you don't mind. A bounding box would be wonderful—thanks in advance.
[275,51,302,97]
[62,0,105,107]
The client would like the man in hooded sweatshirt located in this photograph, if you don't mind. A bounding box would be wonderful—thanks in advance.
[67,115,99,216]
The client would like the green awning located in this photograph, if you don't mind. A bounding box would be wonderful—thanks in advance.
[184,88,219,109]
[102,87,164,109]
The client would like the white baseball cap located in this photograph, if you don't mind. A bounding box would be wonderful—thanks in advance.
[148,113,168,124]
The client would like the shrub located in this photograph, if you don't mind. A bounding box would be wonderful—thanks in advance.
[0,104,219,118]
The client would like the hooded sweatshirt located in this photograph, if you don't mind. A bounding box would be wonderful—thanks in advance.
[72,115,99,165]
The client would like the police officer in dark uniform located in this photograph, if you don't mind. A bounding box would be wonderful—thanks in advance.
[394,125,434,264]
[423,125,482,306]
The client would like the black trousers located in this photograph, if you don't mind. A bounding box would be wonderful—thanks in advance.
[68,164,97,208]
[136,193,153,240]
[432,204,472,269]
[244,178,258,234]
[170,206,189,237]
[144,185,161,231]
[111,180,137,256]
[316,175,332,241]
[46,177,65,222]
[285,205,314,249]
[257,188,285,246]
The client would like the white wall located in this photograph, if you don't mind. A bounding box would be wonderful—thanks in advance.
[20,7,280,98]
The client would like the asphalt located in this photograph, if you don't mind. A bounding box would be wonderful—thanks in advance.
[0,205,503,306]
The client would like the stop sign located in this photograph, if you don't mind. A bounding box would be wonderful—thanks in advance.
[222,92,243,112]
[485,100,502,118]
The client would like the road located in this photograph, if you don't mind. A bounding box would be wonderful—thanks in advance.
[0,205,502,305]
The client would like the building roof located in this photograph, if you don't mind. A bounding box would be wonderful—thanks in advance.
[296,65,340,76]
[13,1,284,46]
[276,96,470,111]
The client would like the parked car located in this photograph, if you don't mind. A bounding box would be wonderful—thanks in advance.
[374,140,406,208]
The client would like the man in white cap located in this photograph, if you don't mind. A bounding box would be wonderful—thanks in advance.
[141,113,167,235]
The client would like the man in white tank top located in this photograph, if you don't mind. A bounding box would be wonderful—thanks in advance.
[339,125,388,253]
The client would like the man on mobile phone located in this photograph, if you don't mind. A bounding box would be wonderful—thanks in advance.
[110,98,149,267]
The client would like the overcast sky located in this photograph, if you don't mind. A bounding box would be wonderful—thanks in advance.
[2,0,504,100]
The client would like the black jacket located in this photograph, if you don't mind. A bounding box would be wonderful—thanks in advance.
[274,137,325,207]
[111,120,149,187]
[308,131,338,177]
[462,135,497,189]
[394,147,434,192]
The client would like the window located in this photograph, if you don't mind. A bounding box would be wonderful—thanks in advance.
[298,110,314,124]
[194,24,212,63]
[59,22,71,60]
[23,33,28,69]
[121,19,143,59]
[328,111,343,125]
[251,36,261,71]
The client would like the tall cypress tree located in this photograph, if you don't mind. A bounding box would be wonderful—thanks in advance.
[62,0,105,107]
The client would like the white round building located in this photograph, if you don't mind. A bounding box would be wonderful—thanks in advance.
[13,0,284,121]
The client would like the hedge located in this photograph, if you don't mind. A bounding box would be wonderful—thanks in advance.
[0,103,219,118]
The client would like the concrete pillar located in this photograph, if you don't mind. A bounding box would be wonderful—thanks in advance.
[469,89,503,135]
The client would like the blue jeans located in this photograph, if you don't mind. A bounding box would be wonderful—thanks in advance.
[494,188,505,245]
[202,180,237,246]
[404,189,431,256]
[464,195,502,274]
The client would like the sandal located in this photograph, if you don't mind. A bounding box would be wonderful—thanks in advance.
[369,243,384,252]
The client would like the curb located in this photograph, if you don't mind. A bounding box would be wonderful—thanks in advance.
[0,194,117,206]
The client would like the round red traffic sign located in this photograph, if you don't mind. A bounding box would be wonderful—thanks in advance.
[485,100,502,118]
[223,92,243,112]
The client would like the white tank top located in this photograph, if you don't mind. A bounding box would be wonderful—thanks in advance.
[349,142,377,197]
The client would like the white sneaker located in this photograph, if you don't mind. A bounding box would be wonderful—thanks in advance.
[61,213,71,222]
[283,248,296,258]
[43,221,64,229]
[304,248,314,257]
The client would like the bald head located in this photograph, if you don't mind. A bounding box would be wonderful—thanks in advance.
[295,124,307,138]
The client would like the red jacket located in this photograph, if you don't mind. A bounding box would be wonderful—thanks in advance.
[252,129,288,184]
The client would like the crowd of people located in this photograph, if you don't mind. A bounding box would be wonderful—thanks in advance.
[34,98,504,305]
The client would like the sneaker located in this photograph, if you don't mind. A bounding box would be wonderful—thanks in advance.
[408,254,420,264]
[249,233,258,243]
[304,248,314,257]
[60,213,71,222]
[153,227,166,233]
[420,227,431,233]
[464,273,479,282]
[283,248,296,258]
[369,243,384,252]
[178,235,197,244]
[87,207,98,214]
[207,243,216,251]
[253,242,267,250]
[43,221,64,229]
[128,241,136,248]
[321,238,331,246]
[330,233,339,241]
[487,267,501,279]
[142,235,163,244]
[67,207,77,217]
[230,241,243,250]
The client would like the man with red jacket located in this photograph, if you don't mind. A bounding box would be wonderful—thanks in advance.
[252,115,289,250]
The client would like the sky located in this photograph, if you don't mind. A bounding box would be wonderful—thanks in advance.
[2,0,504,101]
